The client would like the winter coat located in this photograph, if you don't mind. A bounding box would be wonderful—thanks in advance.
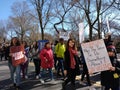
[64,49,80,75]
[55,43,65,58]
[40,48,54,68]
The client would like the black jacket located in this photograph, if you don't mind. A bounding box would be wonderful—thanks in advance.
[101,60,120,87]
[64,49,80,75]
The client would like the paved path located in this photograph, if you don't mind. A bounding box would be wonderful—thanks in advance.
[0,61,101,90]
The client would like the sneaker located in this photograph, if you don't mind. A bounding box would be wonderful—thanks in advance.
[89,86,96,90]
[79,81,86,85]
[49,79,56,84]
[40,79,45,84]
[25,75,28,79]
[36,75,39,79]
[16,86,22,90]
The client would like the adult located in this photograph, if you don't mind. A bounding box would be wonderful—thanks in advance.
[55,38,66,78]
[30,41,40,79]
[9,37,24,89]
[62,39,80,90]
[21,41,29,79]
[80,40,91,86]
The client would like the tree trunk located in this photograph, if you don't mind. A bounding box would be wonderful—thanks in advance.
[89,26,93,40]
[98,18,101,39]
[41,27,44,40]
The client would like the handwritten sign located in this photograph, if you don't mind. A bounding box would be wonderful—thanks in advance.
[12,51,24,60]
[81,39,112,73]
[10,45,25,66]
[59,31,71,41]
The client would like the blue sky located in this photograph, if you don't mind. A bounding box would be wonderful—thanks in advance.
[0,0,24,20]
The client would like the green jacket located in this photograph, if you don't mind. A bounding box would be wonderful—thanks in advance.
[55,43,65,58]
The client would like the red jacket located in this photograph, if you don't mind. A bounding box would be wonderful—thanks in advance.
[40,48,54,68]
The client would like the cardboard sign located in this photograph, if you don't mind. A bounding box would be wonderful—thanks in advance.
[59,31,71,41]
[10,45,25,66]
[81,39,112,73]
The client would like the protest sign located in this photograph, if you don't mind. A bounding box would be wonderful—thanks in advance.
[79,23,84,43]
[106,17,111,33]
[10,45,25,66]
[59,31,71,41]
[81,39,112,73]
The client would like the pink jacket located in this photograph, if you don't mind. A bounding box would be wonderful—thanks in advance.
[40,48,54,68]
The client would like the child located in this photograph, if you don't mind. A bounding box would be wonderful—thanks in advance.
[40,41,54,84]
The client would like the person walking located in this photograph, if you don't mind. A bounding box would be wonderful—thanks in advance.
[62,39,80,90]
[9,37,25,89]
[31,41,40,79]
[21,41,29,79]
[53,40,58,71]
[80,40,91,86]
[39,41,54,84]
[55,38,65,78]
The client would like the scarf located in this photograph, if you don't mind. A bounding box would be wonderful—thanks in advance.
[69,47,78,69]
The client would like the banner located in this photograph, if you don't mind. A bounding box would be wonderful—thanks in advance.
[59,31,71,41]
[10,45,25,66]
[81,39,112,73]
[79,23,84,43]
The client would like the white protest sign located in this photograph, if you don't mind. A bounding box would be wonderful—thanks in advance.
[12,51,24,60]
[106,17,111,33]
[81,39,112,73]
[79,23,84,43]
[59,31,71,41]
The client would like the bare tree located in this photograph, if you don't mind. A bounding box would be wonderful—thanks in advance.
[113,0,120,10]
[6,18,17,39]
[10,1,34,41]
[30,0,53,40]
[51,0,75,34]
[74,0,115,40]
[0,20,7,43]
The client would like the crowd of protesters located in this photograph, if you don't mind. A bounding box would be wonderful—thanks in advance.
[0,33,120,90]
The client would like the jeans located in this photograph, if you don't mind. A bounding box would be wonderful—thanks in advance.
[57,58,64,77]
[41,68,54,80]
[12,65,21,86]
[8,62,13,80]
